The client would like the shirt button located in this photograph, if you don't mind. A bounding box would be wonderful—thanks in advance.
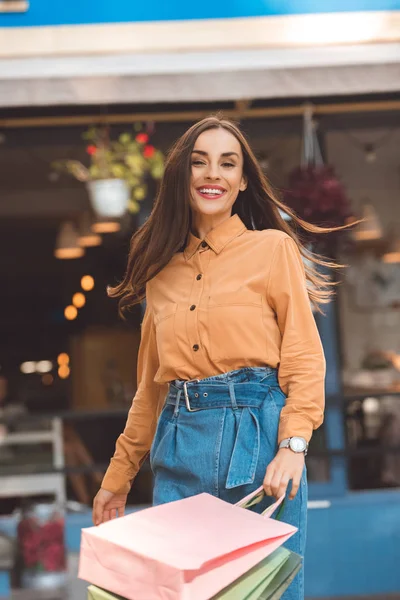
[196,274,202,281]
[193,344,199,351]
[201,241,208,248]
[190,305,196,311]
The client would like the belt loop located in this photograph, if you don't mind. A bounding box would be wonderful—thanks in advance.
[174,389,182,417]
[228,382,238,411]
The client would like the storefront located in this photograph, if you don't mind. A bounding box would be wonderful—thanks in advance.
[1,2,400,598]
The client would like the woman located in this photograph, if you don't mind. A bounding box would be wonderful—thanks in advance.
[93,116,343,600]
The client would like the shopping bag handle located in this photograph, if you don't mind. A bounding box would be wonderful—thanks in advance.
[235,486,285,521]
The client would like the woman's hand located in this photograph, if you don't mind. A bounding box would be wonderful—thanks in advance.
[263,448,305,500]
[92,488,128,526]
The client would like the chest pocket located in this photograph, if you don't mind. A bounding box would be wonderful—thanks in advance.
[154,303,186,372]
[207,290,265,361]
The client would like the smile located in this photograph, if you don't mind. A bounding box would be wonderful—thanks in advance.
[196,186,227,199]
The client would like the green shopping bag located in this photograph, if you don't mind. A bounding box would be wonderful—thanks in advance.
[257,551,302,600]
[211,547,291,600]
[87,585,125,600]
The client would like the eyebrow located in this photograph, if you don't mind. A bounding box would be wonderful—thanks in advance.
[192,150,240,158]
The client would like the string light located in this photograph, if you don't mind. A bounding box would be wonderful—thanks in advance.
[81,275,95,291]
[42,374,54,386]
[36,361,53,373]
[72,292,86,308]
[64,305,78,320]
[57,353,69,366]
[20,362,36,374]
[58,365,70,379]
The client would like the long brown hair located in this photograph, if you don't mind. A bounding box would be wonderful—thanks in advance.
[109,115,353,315]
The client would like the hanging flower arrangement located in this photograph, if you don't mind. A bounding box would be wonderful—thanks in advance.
[284,107,355,255]
[53,124,165,215]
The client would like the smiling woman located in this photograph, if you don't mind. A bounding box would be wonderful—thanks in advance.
[93,114,355,600]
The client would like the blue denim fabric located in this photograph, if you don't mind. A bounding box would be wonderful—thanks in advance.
[150,367,307,600]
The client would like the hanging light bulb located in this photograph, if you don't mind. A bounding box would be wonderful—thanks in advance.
[352,203,383,242]
[77,212,102,247]
[91,218,121,234]
[54,222,85,259]
[364,143,376,164]
[382,236,400,264]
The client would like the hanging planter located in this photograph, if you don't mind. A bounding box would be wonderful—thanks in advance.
[284,105,355,256]
[52,125,165,220]
[86,178,130,218]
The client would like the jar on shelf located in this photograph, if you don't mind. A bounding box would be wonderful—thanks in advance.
[16,502,67,591]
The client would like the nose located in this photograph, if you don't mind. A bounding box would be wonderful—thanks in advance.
[205,162,221,181]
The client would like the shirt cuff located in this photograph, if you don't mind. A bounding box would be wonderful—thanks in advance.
[101,466,133,495]
[278,415,316,444]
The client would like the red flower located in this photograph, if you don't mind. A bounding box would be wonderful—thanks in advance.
[86,145,97,156]
[135,133,149,144]
[42,542,66,572]
[41,520,64,545]
[143,145,155,158]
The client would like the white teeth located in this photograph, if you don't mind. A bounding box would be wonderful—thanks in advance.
[199,188,224,195]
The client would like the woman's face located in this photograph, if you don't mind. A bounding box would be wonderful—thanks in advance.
[189,128,247,221]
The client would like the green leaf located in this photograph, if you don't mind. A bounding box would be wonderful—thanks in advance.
[119,133,131,145]
[151,164,164,179]
[133,185,147,200]
[128,199,141,213]
[110,164,126,178]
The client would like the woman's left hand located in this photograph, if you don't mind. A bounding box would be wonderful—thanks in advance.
[263,448,305,500]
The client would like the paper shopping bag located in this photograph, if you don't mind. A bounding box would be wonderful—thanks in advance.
[79,488,296,600]
[257,551,302,599]
[212,546,291,600]
[87,585,125,600]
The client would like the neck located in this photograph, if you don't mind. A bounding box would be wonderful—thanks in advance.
[191,211,232,240]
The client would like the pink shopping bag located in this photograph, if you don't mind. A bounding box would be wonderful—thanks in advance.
[79,487,296,600]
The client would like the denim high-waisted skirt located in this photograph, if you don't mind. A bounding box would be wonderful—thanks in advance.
[150,366,307,600]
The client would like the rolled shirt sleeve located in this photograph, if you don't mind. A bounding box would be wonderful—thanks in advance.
[101,303,166,494]
[267,237,326,443]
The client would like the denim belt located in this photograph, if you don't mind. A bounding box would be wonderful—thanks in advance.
[167,379,275,413]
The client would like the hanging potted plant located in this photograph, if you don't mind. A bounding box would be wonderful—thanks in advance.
[284,105,356,256]
[53,125,164,218]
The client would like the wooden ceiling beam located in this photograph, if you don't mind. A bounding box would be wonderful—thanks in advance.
[1,99,400,129]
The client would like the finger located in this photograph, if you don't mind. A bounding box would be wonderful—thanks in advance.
[92,499,103,527]
[276,474,290,500]
[118,506,125,518]
[110,509,117,520]
[289,475,301,500]
[263,466,275,496]
[103,510,111,523]
[270,473,283,499]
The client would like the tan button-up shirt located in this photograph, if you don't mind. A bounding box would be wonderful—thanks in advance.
[102,214,326,494]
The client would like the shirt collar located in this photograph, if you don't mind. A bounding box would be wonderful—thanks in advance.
[184,214,247,261]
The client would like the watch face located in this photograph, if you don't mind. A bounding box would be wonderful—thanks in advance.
[290,437,307,452]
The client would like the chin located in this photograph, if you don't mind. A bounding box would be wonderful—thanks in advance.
[192,200,230,217]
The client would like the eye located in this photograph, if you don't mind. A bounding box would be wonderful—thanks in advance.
[191,160,206,166]
[222,162,235,168]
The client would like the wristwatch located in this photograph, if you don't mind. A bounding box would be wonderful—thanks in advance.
[279,437,308,455]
